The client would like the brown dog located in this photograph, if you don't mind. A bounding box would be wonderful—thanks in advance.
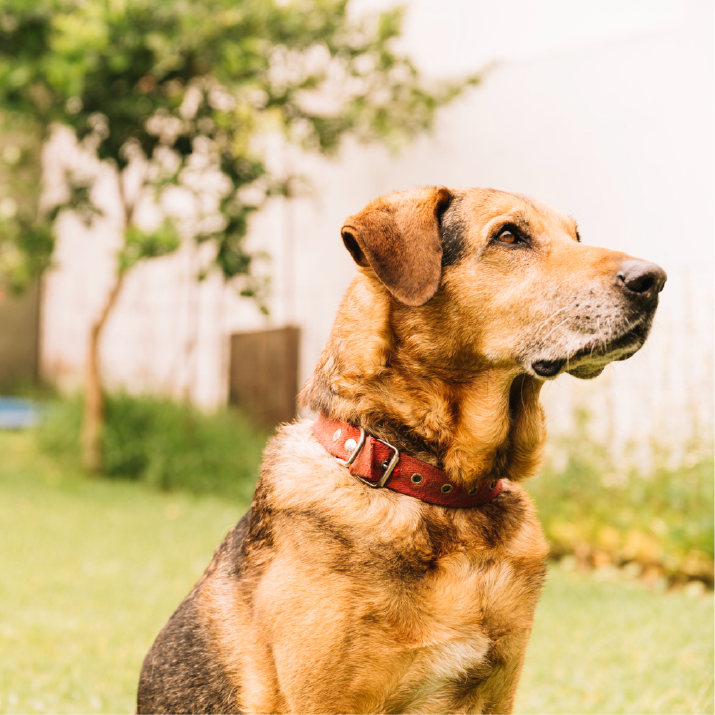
[137,187,665,714]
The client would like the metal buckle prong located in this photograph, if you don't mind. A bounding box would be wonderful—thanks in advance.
[335,428,366,467]
[358,438,400,489]
[376,440,400,487]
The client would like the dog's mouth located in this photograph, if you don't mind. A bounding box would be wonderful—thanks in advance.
[529,317,650,380]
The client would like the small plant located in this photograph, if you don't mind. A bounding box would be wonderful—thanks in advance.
[38,393,268,501]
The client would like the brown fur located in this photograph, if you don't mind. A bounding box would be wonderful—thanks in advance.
[138,187,664,714]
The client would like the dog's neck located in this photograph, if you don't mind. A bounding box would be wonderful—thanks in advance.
[300,274,547,488]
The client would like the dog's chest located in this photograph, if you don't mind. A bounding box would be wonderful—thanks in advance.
[343,494,545,708]
[366,551,536,713]
[249,440,548,712]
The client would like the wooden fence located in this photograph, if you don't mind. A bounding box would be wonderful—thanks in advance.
[228,326,300,428]
[0,280,39,389]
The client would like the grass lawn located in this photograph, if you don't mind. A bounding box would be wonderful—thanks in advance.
[0,432,247,714]
[1,431,712,715]
[516,569,713,714]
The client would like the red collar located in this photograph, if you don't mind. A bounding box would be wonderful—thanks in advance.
[312,413,503,508]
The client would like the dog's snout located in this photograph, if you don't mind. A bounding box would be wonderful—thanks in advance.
[616,260,667,298]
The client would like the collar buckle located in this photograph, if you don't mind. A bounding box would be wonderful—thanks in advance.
[358,437,400,489]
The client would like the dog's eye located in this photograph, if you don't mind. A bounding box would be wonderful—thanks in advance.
[491,224,529,248]
[494,228,522,246]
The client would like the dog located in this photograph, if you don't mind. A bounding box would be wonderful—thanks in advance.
[137,186,666,714]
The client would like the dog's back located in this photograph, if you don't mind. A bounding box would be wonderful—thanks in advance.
[138,514,252,713]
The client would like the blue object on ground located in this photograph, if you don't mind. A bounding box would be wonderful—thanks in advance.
[0,397,41,429]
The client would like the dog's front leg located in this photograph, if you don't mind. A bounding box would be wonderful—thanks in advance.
[474,629,532,715]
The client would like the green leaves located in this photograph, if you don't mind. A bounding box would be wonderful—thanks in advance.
[0,0,478,300]
[118,220,180,274]
[0,216,55,294]
[0,116,52,293]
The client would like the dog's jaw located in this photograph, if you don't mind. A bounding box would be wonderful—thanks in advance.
[300,273,548,488]
[523,307,656,381]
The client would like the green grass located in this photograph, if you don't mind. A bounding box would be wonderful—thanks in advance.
[0,431,248,714]
[0,430,712,714]
[516,566,714,714]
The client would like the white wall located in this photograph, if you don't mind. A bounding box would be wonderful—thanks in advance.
[271,0,713,466]
[41,0,713,466]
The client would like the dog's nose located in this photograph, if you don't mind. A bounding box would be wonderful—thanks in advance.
[616,260,667,298]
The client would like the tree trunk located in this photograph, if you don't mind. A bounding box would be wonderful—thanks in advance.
[81,272,126,472]
[80,167,135,473]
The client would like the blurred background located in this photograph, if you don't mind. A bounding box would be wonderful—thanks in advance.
[0,1,712,713]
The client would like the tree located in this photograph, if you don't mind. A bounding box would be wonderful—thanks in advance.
[0,0,478,471]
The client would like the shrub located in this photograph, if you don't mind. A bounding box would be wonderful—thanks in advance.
[529,411,714,585]
[38,393,268,501]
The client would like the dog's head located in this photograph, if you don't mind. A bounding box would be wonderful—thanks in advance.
[341,186,666,380]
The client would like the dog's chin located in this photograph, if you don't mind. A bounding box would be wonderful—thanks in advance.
[527,322,649,381]
[564,363,607,380]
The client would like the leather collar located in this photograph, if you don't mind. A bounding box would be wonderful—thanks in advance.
[312,413,503,508]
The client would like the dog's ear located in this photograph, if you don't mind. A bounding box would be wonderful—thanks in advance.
[340,187,452,306]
